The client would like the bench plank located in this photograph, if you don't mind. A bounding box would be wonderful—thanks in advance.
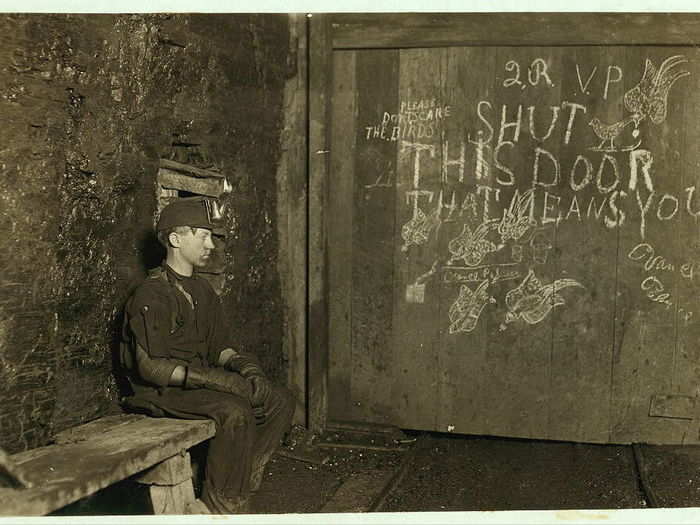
[0,416,215,516]
[53,414,147,444]
[0,448,32,489]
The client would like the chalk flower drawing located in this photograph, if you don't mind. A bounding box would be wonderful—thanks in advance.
[448,280,496,334]
[502,269,584,327]
[498,189,537,243]
[401,205,441,251]
[447,219,502,267]
[588,55,689,152]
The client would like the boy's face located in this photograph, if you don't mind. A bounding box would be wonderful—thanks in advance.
[172,227,215,268]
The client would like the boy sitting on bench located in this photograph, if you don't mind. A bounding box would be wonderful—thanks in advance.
[120,197,294,514]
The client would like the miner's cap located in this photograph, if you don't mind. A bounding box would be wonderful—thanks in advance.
[157,196,221,233]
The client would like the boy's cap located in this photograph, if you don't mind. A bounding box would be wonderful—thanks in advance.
[157,197,217,232]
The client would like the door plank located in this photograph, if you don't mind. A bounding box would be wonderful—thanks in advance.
[547,46,622,443]
[676,48,700,443]
[467,47,558,440]
[349,49,400,423]
[389,48,444,430]
[611,47,696,444]
[435,46,496,436]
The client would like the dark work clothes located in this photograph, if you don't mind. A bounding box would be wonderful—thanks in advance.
[124,265,226,364]
[142,385,294,513]
[121,264,294,513]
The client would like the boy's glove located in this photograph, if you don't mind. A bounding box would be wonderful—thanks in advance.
[222,351,265,379]
[222,351,272,422]
[250,376,272,408]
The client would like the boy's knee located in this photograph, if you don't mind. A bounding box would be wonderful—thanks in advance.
[215,398,255,429]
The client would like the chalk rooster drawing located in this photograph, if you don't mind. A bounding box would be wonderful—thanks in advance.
[589,55,689,152]
[448,280,496,334]
[501,269,583,328]
[447,219,502,267]
[624,54,690,126]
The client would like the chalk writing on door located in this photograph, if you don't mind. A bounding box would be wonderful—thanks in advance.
[503,58,555,90]
[364,98,452,142]
[359,54,693,335]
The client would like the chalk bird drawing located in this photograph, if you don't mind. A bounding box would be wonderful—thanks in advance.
[498,189,537,243]
[588,116,638,151]
[448,280,496,334]
[447,219,502,267]
[401,205,441,252]
[501,269,583,328]
[588,55,689,152]
[624,54,690,126]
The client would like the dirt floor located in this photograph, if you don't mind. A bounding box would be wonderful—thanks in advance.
[250,444,405,513]
[54,427,700,515]
[380,433,646,512]
[250,431,648,514]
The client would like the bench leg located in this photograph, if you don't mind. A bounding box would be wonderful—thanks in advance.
[136,452,203,514]
[148,479,195,514]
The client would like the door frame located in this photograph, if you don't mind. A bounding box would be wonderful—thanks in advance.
[306,12,700,434]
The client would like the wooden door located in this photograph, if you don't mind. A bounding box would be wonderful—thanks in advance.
[312,14,700,444]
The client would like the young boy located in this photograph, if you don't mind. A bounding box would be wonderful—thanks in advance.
[120,197,294,513]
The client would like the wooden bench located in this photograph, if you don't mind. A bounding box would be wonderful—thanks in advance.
[0,414,215,516]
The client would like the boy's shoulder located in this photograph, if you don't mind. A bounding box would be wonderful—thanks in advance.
[127,268,172,306]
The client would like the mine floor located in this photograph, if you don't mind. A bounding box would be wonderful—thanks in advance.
[55,427,700,516]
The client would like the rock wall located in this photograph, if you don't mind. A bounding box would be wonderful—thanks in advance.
[0,13,294,453]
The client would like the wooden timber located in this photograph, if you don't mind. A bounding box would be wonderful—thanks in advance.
[308,14,332,434]
[159,158,225,179]
[330,13,700,49]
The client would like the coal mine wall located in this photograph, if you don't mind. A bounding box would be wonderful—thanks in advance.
[0,13,295,453]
